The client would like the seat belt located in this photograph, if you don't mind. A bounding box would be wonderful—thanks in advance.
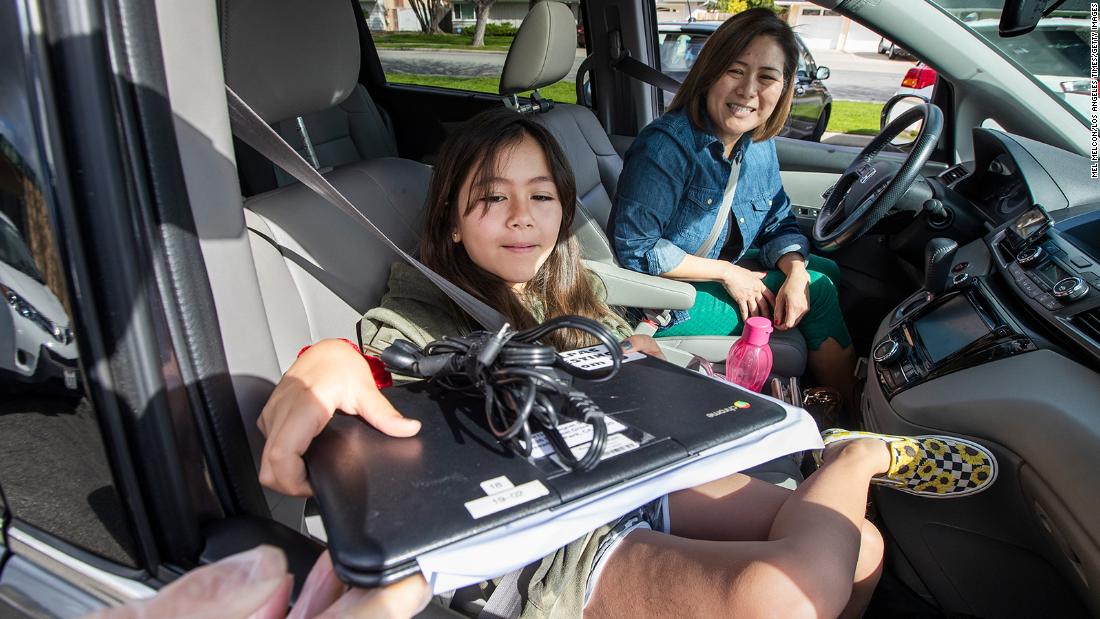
[225,87,507,331]
[608,31,682,94]
[694,154,742,258]
[611,54,682,94]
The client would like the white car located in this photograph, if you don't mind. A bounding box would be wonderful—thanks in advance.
[894,18,1090,118]
[0,212,78,390]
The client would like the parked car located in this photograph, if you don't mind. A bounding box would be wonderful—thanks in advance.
[0,0,1097,618]
[877,37,915,60]
[657,22,833,141]
[895,62,937,101]
[0,211,77,391]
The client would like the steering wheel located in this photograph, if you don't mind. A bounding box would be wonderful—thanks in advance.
[813,103,943,253]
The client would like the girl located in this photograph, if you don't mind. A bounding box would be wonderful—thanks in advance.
[259,108,996,619]
[609,9,858,407]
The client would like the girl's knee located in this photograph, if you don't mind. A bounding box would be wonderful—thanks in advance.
[859,520,884,563]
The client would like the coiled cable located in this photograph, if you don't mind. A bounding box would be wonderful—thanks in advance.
[380,315,621,471]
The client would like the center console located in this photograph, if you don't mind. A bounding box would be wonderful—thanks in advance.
[874,282,1035,398]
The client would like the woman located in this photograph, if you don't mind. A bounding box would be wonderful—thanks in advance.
[609,9,857,405]
[260,109,996,619]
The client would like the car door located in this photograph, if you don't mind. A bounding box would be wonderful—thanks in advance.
[0,3,156,611]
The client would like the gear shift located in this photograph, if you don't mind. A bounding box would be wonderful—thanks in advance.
[924,237,958,295]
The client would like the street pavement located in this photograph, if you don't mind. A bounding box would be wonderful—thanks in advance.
[378,46,916,102]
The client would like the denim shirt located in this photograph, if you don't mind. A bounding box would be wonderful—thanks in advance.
[609,109,808,279]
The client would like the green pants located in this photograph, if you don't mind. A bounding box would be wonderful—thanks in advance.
[656,253,851,351]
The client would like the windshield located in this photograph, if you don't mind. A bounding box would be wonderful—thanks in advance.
[929,0,1091,124]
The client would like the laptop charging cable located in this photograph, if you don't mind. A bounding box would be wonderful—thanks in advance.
[381,315,622,471]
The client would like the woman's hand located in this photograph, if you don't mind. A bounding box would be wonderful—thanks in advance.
[721,264,775,321]
[773,266,811,330]
[258,339,421,496]
[86,546,431,619]
[620,334,666,360]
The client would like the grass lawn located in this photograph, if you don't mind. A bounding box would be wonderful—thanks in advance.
[386,73,577,104]
[373,32,513,51]
[826,100,883,136]
[387,72,884,136]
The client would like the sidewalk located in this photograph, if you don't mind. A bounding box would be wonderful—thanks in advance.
[810,49,916,73]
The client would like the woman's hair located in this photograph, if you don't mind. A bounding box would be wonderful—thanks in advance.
[667,8,799,141]
[419,107,619,350]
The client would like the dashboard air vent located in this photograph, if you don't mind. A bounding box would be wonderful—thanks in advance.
[1073,308,1100,342]
[940,165,969,185]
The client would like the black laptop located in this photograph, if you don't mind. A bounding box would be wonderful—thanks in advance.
[305,353,790,587]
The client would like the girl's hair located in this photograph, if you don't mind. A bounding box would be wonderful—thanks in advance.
[419,107,619,350]
[667,8,799,141]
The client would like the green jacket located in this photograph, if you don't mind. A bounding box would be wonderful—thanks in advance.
[359,262,632,355]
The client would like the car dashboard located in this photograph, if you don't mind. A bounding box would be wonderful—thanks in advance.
[860,127,1100,617]
[935,128,1100,370]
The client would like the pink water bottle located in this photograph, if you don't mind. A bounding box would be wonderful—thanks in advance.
[725,316,774,392]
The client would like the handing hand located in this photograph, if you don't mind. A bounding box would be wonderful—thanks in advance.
[258,339,421,496]
[772,268,810,330]
[721,265,775,321]
[87,546,431,619]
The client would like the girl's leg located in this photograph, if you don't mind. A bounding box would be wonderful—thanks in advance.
[669,472,883,618]
[586,440,889,619]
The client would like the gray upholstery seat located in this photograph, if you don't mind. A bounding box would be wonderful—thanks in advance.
[222,1,466,616]
[498,2,807,376]
[271,85,398,187]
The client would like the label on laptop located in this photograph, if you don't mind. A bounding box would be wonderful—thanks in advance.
[559,345,644,371]
[464,480,550,520]
[527,416,656,475]
[528,418,628,459]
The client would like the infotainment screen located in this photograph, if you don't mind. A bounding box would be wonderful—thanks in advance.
[1009,205,1052,247]
[913,296,992,364]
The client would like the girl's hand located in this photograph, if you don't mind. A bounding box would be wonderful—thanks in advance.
[721,265,775,320]
[620,334,666,360]
[773,269,811,330]
[257,339,421,497]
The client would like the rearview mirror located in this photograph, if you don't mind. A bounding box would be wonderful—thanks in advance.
[815,66,830,81]
[999,0,1068,36]
[880,94,928,147]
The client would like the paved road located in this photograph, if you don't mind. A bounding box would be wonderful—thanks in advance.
[378,47,915,102]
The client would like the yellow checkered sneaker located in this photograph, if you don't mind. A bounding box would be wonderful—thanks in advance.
[818,429,997,499]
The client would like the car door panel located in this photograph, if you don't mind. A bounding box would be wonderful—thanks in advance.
[775,137,949,176]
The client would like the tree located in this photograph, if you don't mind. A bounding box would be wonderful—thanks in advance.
[706,0,775,13]
[410,0,451,34]
[469,0,497,47]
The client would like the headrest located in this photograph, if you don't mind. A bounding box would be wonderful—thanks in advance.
[499,1,577,96]
[221,0,360,124]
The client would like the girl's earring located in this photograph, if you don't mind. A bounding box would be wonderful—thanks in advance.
[452,232,460,242]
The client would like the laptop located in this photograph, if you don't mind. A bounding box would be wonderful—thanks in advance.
[305,352,792,588]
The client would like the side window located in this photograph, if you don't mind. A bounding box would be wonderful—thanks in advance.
[0,132,141,568]
[370,3,581,103]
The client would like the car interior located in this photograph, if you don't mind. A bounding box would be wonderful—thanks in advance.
[1,0,1098,616]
